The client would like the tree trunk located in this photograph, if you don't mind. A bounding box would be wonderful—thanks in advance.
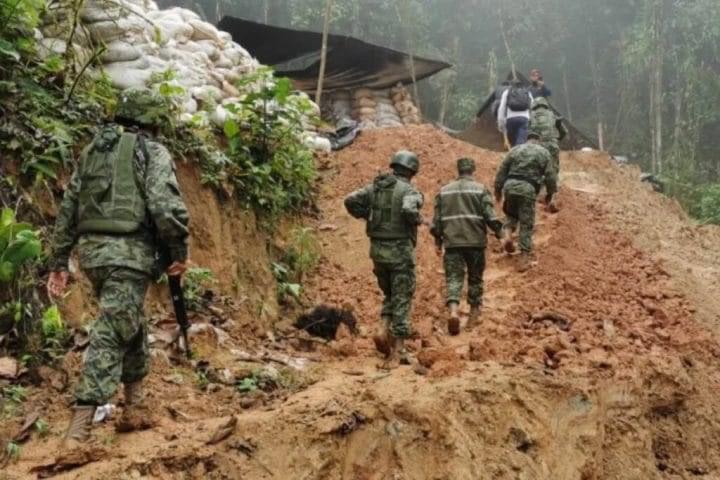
[561,62,573,122]
[263,0,269,23]
[315,0,334,105]
[653,0,665,173]
[396,0,421,117]
[498,10,517,81]
[439,36,460,126]
[588,37,604,149]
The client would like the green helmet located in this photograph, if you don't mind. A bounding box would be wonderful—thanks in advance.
[115,88,170,127]
[532,97,550,110]
[390,150,419,174]
[457,157,475,173]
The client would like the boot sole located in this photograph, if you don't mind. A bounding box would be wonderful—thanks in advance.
[503,240,516,254]
[373,335,392,357]
[448,317,461,336]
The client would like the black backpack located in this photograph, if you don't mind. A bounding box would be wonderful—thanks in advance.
[507,87,531,112]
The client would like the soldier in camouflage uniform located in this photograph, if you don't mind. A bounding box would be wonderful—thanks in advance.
[494,132,557,272]
[430,158,503,335]
[529,97,567,212]
[47,88,189,448]
[344,151,424,364]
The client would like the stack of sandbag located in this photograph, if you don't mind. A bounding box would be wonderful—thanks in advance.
[373,89,403,128]
[391,83,421,125]
[39,0,259,110]
[330,90,353,125]
[38,0,328,150]
[351,88,377,129]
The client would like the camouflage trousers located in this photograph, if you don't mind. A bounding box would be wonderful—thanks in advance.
[543,141,560,176]
[75,266,150,405]
[373,262,416,339]
[503,193,536,254]
[443,247,486,307]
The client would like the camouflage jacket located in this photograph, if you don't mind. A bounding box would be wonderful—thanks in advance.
[344,173,424,244]
[529,104,568,144]
[49,127,189,275]
[430,176,502,249]
[494,143,558,200]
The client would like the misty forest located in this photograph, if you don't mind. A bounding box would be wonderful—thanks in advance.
[163,0,720,222]
[3,0,720,478]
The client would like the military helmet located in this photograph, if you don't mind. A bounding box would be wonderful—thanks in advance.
[527,131,542,140]
[390,150,419,174]
[115,88,170,127]
[457,157,475,173]
[532,97,550,110]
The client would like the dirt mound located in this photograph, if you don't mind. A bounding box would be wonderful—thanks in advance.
[5,125,720,479]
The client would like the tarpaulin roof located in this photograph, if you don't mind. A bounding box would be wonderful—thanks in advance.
[217,16,451,92]
[456,71,597,151]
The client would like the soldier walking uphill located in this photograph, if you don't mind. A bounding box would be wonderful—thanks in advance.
[47,88,190,450]
[430,158,503,335]
[344,151,424,365]
[494,132,557,272]
[529,97,567,212]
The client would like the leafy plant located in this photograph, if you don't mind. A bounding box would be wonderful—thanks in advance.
[210,67,317,217]
[34,418,49,437]
[271,262,302,303]
[183,267,217,311]
[283,227,320,281]
[4,441,20,462]
[0,208,41,283]
[1,385,27,418]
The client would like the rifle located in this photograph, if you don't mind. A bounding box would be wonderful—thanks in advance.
[157,242,192,359]
[168,275,191,359]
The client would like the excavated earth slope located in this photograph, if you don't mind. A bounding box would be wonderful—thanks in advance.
[5,125,720,480]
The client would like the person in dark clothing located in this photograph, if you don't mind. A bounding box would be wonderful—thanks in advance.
[529,69,552,98]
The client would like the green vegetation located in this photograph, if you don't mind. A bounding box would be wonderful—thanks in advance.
[206,67,317,216]
[271,226,321,304]
[182,267,217,311]
[1,385,27,418]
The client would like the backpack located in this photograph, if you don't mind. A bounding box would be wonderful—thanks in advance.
[507,87,531,112]
[366,174,414,242]
[76,126,148,235]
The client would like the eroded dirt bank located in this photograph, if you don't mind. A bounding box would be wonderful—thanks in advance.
[4,125,720,480]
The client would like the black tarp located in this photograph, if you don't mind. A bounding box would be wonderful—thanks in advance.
[217,16,451,92]
[456,72,597,151]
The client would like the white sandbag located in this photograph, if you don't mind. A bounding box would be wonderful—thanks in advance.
[105,66,153,90]
[222,81,239,97]
[101,40,141,63]
[182,97,198,114]
[218,31,232,45]
[189,19,221,43]
[359,120,378,130]
[214,54,233,69]
[376,103,399,115]
[223,45,251,65]
[304,135,332,153]
[38,37,67,58]
[192,85,224,104]
[196,40,220,61]
[353,107,376,117]
[155,19,193,43]
[373,89,391,99]
[210,104,230,127]
[375,97,394,106]
[87,17,149,42]
[220,68,240,83]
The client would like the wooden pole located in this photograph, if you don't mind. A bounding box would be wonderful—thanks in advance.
[498,9,517,81]
[597,122,604,151]
[315,0,334,105]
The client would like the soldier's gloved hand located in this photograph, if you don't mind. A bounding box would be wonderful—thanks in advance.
[167,261,188,277]
[47,271,69,299]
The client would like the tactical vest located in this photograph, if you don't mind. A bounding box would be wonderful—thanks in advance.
[76,126,147,235]
[367,175,415,242]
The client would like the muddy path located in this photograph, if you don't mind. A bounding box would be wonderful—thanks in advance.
[4,126,720,480]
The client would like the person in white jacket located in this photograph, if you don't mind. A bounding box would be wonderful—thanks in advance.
[497,80,534,147]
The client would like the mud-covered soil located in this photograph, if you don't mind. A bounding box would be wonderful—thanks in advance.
[3,125,720,479]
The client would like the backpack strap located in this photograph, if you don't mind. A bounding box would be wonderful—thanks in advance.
[114,132,138,202]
